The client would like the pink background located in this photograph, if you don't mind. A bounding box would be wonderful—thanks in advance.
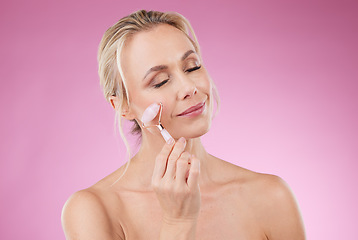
[1,0,357,239]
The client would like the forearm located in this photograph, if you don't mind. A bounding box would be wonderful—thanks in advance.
[159,219,197,240]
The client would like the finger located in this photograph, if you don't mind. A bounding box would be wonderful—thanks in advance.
[175,152,191,183]
[152,138,175,183]
[164,137,186,179]
[187,155,200,189]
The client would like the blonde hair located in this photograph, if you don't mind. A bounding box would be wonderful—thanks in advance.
[97,10,220,179]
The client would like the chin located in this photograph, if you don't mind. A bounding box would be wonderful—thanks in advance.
[170,119,211,140]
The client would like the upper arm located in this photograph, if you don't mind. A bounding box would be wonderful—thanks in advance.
[260,175,306,240]
[61,190,119,240]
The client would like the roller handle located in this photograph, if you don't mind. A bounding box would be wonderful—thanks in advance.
[160,128,172,142]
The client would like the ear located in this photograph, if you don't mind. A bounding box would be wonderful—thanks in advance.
[109,95,119,110]
[109,95,136,120]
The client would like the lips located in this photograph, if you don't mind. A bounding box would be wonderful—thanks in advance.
[177,102,205,116]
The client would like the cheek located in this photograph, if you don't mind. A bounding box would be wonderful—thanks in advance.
[197,73,212,96]
[131,93,174,123]
[159,98,176,120]
[126,84,163,115]
[127,93,148,118]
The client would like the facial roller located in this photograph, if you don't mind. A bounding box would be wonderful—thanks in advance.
[141,103,172,142]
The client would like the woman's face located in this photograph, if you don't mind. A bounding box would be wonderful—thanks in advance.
[121,24,213,140]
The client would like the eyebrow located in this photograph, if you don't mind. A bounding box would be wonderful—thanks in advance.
[181,49,195,61]
[143,50,197,81]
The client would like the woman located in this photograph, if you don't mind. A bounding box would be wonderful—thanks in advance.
[61,10,305,240]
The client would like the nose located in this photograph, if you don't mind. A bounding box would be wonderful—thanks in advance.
[177,74,198,100]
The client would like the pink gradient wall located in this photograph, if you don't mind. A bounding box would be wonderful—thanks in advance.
[1,0,357,239]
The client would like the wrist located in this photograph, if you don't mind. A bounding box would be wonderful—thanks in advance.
[162,217,198,226]
[160,218,197,240]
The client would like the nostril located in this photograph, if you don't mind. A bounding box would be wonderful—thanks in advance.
[179,80,198,100]
[183,87,197,99]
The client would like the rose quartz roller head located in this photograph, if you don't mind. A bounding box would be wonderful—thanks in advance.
[141,103,172,142]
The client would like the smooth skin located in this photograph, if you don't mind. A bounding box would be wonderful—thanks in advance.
[61,24,306,240]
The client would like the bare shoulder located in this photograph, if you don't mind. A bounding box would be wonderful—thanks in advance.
[212,157,283,189]
[214,158,296,202]
[242,170,293,200]
[251,173,306,240]
[61,188,121,240]
[214,159,306,239]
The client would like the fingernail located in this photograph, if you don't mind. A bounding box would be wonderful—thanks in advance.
[167,138,174,145]
[179,137,186,144]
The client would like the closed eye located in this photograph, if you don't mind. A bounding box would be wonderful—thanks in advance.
[153,79,169,88]
[186,65,201,73]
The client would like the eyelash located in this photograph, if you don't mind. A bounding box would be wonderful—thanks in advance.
[186,65,201,73]
[154,79,169,88]
[153,65,202,88]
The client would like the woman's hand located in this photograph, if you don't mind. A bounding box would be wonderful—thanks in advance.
[152,137,201,224]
